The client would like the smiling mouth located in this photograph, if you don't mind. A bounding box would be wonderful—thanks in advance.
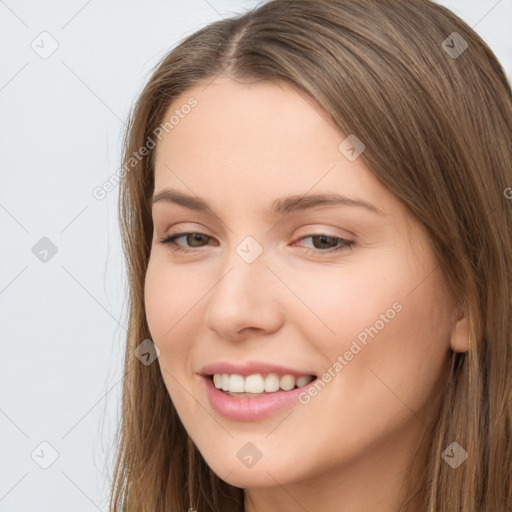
[208,373,317,397]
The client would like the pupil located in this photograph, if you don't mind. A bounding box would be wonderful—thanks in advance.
[314,235,336,249]
[190,233,206,246]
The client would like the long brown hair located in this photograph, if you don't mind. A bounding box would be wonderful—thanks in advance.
[110,1,512,510]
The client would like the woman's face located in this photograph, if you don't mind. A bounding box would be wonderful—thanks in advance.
[145,78,466,490]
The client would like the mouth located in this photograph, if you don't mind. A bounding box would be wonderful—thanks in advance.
[207,372,318,398]
[198,361,320,420]
[200,371,318,421]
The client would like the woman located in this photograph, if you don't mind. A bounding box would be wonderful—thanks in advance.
[110,1,512,510]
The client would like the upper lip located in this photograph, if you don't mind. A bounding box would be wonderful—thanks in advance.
[199,361,317,378]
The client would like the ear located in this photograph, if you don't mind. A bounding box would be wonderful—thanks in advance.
[450,306,470,353]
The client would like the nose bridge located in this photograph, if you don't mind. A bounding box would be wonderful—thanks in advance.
[204,239,284,338]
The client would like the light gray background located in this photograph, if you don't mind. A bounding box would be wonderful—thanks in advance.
[0,1,510,510]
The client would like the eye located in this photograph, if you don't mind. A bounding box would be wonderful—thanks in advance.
[292,234,354,255]
[159,231,354,256]
[159,232,214,254]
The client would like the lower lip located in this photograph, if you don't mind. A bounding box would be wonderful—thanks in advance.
[201,375,316,421]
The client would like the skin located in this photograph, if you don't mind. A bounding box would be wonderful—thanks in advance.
[144,77,469,512]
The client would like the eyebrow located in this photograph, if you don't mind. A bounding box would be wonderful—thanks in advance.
[151,188,384,216]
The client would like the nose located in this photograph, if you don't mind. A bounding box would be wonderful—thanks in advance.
[203,254,285,340]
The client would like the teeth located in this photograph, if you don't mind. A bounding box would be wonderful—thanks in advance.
[213,374,222,389]
[245,374,264,393]
[280,375,295,391]
[212,372,315,394]
[296,375,311,387]
[229,374,245,393]
[222,374,229,391]
[264,373,280,392]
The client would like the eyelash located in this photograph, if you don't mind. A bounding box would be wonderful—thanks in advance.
[158,231,354,256]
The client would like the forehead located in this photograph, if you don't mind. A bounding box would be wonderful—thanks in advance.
[154,78,344,173]
[151,78,406,227]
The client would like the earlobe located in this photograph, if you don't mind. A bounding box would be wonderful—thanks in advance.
[450,309,470,353]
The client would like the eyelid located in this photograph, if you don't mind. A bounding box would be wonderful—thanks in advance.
[159,229,355,256]
[161,223,353,241]
[160,221,354,238]
[294,224,356,240]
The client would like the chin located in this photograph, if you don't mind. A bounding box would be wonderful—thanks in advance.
[198,445,310,489]
[213,466,288,489]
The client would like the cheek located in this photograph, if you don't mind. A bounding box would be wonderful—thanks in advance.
[319,270,452,426]
[144,256,202,341]
[144,259,203,413]
[281,255,403,341]
[143,258,207,393]
[302,249,453,414]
